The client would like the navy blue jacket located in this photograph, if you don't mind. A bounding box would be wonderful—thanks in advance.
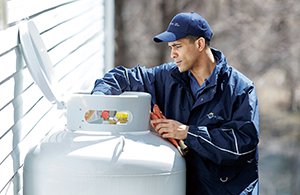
[92,49,259,195]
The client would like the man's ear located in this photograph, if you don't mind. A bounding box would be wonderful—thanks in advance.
[196,37,205,51]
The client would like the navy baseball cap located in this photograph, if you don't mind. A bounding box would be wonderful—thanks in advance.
[153,12,213,43]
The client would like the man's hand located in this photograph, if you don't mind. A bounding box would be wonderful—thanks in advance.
[150,118,189,140]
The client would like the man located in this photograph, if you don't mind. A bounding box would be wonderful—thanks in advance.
[92,12,259,195]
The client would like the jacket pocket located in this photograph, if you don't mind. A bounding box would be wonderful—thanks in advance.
[217,159,258,194]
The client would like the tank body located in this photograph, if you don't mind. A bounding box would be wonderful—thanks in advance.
[23,92,186,195]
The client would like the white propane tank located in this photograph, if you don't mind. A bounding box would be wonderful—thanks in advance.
[23,92,186,195]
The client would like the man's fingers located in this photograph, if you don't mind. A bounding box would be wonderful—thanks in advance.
[150,119,168,127]
[157,126,171,135]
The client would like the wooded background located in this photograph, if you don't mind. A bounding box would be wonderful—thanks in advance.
[114,0,300,194]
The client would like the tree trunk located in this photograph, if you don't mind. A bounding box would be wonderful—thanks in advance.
[114,0,126,67]
[283,63,298,112]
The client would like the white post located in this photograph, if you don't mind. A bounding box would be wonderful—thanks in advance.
[104,0,115,72]
[0,0,7,30]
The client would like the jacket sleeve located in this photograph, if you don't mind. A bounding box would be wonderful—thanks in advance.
[91,65,156,96]
[184,85,260,165]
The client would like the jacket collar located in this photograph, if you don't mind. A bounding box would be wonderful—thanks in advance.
[170,48,230,108]
[208,48,229,87]
[170,65,191,91]
[170,48,229,88]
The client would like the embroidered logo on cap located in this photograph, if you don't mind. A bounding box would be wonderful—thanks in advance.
[170,22,180,27]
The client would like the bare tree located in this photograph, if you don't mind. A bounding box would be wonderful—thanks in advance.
[114,0,127,67]
[114,0,299,110]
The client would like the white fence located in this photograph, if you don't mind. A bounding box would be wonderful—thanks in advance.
[0,0,113,194]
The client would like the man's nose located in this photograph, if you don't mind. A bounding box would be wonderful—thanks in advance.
[170,49,177,59]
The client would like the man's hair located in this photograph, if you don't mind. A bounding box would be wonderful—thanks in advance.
[186,35,210,47]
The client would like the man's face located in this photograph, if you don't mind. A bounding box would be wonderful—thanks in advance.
[168,38,199,72]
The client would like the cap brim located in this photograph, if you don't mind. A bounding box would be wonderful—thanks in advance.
[153,31,178,43]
